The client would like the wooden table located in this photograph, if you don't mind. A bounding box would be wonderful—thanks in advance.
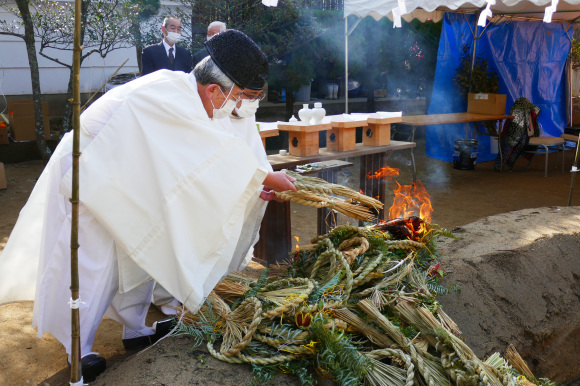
[255,141,416,264]
[398,112,514,169]
[277,122,332,156]
[257,124,279,148]
[399,112,514,140]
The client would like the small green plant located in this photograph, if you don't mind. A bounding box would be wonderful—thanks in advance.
[569,38,580,68]
[453,44,500,97]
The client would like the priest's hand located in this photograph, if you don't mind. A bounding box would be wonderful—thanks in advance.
[260,171,297,201]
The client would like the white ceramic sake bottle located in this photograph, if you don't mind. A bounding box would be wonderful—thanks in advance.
[298,104,312,124]
[311,102,326,124]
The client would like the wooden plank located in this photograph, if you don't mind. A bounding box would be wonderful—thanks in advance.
[277,122,332,133]
[400,112,514,126]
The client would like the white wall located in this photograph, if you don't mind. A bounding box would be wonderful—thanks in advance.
[0,2,140,97]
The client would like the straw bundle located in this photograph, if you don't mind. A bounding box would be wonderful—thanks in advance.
[179,292,230,327]
[332,308,394,348]
[275,190,379,221]
[258,278,315,319]
[358,299,409,347]
[275,170,383,222]
[505,344,535,379]
[284,169,384,209]
[213,280,250,304]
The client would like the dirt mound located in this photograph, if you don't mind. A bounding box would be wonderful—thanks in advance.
[437,206,580,384]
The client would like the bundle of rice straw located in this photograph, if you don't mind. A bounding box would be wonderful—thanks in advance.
[275,170,383,222]
[505,344,535,379]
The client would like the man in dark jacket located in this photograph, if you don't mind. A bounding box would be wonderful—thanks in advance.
[141,16,193,75]
[192,21,226,69]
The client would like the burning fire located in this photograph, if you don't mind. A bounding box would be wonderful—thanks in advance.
[388,181,433,223]
[367,166,399,181]
[294,236,300,251]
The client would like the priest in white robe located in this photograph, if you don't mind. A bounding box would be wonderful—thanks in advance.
[0,29,295,382]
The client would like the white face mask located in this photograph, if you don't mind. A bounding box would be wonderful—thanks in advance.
[233,99,260,118]
[211,86,238,120]
[165,31,181,44]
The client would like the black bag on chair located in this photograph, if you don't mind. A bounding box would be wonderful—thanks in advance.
[494,97,540,171]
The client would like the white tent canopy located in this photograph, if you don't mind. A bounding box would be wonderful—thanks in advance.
[342,0,580,112]
[344,0,580,22]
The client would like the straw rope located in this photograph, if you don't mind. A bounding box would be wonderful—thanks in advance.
[220,297,263,357]
[253,332,314,355]
[275,190,378,221]
[207,341,298,364]
[338,237,370,264]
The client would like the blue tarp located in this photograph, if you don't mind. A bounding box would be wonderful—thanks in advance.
[426,13,572,163]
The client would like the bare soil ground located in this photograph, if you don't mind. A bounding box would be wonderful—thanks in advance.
[1,138,580,385]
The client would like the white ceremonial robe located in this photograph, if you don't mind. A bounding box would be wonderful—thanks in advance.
[0,70,268,354]
[217,114,272,272]
[152,114,272,306]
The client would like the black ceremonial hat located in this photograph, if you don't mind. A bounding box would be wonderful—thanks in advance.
[204,29,268,90]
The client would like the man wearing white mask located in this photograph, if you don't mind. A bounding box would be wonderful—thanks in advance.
[141,16,193,75]
[0,29,295,382]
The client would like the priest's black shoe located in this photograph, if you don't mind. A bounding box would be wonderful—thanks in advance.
[68,353,106,383]
[122,317,175,351]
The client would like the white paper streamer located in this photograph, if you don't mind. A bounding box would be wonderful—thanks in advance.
[69,378,85,386]
[392,7,402,28]
[478,0,495,27]
[571,166,579,172]
[261,0,278,6]
[544,0,558,22]
[397,0,407,15]
[68,297,86,309]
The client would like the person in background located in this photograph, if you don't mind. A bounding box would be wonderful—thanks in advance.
[192,21,226,68]
[141,16,193,76]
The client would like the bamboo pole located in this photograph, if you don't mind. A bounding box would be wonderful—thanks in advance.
[69,0,82,382]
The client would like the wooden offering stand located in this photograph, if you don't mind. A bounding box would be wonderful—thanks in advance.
[258,127,279,148]
[326,116,368,152]
[363,116,402,146]
[277,122,332,156]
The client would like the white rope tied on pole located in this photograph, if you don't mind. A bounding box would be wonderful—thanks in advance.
[478,0,495,27]
[69,377,85,385]
[68,297,85,309]
[571,166,579,172]
[544,0,559,23]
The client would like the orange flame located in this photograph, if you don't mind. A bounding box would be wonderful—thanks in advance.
[294,236,300,251]
[388,181,433,223]
[367,166,399,181]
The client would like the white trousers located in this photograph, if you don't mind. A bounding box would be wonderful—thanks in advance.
[32,182,154,357]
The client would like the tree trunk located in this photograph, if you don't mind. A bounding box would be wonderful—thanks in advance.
[131,21,143,74]
[59,76,74,137]
[15,0,51,160]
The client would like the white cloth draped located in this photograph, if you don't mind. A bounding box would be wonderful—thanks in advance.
[0,70,270,348]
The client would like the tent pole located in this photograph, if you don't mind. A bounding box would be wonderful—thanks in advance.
[469,15,479,93]
[568,134,580,206]
[345,17,348,113]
